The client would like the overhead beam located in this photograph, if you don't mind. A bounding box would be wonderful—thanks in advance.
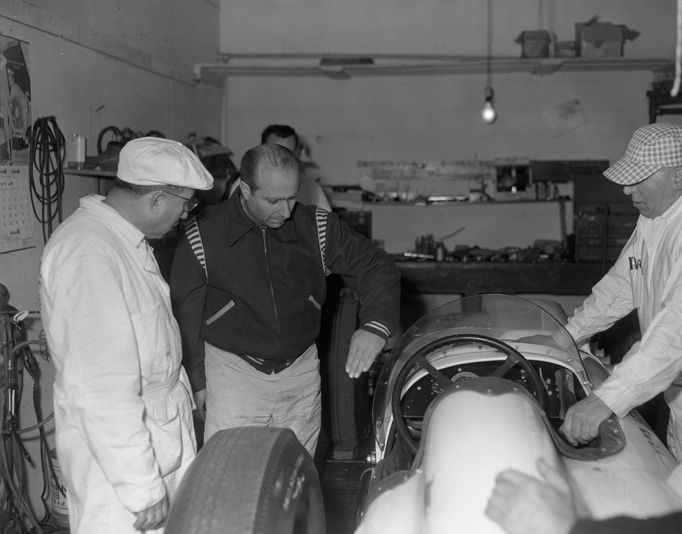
[193,54,673,81]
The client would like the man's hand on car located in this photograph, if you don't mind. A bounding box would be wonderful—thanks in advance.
[346,329,385,378]
[560,393,613,446]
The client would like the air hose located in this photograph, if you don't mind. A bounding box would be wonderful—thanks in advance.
[28,117,65,244]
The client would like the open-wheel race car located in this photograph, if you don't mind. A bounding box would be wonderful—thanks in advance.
[354,294,682,534]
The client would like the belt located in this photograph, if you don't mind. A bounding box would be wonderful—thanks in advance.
[238,354,298,375]
[142,369,180,401]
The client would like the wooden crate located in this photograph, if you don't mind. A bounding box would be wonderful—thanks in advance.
[574,202,637,262]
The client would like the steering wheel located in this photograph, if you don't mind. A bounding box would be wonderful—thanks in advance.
[390,334,549,455]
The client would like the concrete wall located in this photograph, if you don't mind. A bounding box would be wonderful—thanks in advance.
[220,0,673,56]
[0,0,223,312]
[219,0,677,186]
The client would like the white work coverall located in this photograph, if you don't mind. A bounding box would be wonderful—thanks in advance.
[566,195,682,460]
[40,196,196,533]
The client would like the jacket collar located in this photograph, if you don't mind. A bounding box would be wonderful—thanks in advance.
[80,195,161,273]
[661,192,682,221]
[80,195,147,248]
[226,190,298,245]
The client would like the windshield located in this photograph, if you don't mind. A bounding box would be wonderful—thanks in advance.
[372,294,586,449]
[398,294,578,359]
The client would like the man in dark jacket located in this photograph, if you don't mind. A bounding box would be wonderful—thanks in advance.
[170,143,400,455]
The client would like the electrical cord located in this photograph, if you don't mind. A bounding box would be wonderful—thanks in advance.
[17,339,62,533]
[0,359,43,532]
[1,312,59,533]
[29,117,65,244]
[7,340,54,435]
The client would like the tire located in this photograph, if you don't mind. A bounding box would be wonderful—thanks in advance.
[166,427,326,534]
[318,281,371,457]
[96,125,121,154]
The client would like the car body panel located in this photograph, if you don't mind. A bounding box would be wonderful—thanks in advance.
[356,294,682,534]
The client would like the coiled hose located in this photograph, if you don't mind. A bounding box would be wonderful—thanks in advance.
[29,117,65,244]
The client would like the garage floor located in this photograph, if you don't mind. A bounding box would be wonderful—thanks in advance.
[320,458,366,534]
[317,431,369,534]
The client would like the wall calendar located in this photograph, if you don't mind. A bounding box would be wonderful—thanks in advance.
[0,165,34,253]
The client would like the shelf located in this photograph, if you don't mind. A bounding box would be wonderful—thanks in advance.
[194,53,673,81]
[365,198,568,206]
[396,261,605,295]
[63,168,116,179]
[647,89,682,123]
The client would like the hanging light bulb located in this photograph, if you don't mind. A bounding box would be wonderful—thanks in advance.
[481,0,497,124]
[482,85,496,123]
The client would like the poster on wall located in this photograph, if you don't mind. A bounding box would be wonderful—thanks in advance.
[0,36,31,165]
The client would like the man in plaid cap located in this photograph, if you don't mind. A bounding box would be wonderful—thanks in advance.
[559,123,682,460]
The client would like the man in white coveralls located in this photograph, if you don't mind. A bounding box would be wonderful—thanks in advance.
[39,137,213,533]
[559,123,682,461]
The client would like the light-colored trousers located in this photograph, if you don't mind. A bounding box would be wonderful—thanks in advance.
[204,342,321,457]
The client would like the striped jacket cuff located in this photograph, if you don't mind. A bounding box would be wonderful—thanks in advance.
[361,320,391,340]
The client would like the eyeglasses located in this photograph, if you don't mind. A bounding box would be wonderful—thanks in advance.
[164,190,199,213]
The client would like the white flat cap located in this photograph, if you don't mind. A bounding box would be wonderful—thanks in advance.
[117,137,214,190]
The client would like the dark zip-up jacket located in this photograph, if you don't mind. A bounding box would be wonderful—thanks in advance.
[170,191,400,391]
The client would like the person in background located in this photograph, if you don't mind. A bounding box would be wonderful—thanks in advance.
[557,123,682,461]
[39,137,213,533]
[170,143,400,456]
[261,124,332,210]
[486,459,682,534]
[228,123,332,210]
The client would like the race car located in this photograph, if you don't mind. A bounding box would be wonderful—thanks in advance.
[354,294,682,534]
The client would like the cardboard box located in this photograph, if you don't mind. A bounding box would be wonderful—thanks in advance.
[514,30,551,59]
[576,22,624,58]
[575,17,639,58]
[555,40,577,58]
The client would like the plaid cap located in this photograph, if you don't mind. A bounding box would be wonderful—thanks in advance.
[604,123,682,185]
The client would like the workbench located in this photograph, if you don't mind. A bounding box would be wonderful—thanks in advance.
[396,261,606,295]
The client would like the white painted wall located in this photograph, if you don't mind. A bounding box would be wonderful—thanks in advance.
[219,0,677,186]
[220,0,674,57]
[224,69,658,185]
[0,0,222,311]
